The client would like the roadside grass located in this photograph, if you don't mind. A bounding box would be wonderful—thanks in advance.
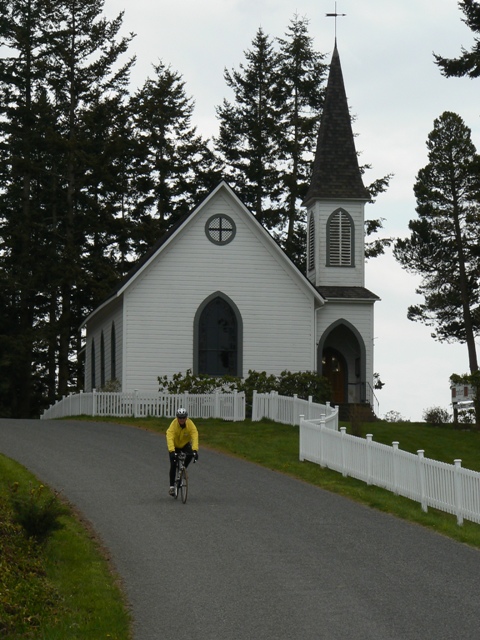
[73,414,480,549]
[0,454,131,640]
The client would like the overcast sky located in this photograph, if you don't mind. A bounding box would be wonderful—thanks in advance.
[103,0,479,422]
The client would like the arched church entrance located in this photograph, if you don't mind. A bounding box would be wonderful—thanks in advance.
[318,320,366,405]
[322,347,347,404]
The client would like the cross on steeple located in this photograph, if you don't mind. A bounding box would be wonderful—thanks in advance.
[326,2,346,40]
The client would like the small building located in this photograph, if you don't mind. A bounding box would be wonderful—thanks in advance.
[81,42,380,411]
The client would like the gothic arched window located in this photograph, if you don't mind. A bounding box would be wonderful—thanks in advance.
[327,208,354,267]
[100,331,105,388]
[195,294,242,376]
[111,322,116,380]
[91,340,96,390]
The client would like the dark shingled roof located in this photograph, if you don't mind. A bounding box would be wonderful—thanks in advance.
[304,43,370,203]
[315,286,380,301]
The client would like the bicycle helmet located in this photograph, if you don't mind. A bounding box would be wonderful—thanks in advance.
[176,408,188,419]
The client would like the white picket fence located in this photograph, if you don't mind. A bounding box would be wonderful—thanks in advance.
[41,389,246,421]
[252,391,338,429]
[299,417,480,525]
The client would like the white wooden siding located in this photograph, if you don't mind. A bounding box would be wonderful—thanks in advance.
[122,189,317,392]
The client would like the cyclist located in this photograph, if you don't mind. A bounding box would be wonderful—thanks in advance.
[166,408,199,496]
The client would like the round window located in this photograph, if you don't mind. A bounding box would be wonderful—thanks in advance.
[205,215,236,245]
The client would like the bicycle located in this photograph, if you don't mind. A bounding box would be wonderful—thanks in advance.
[174,452,190,503]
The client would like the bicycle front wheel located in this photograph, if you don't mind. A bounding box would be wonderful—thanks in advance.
[179,468,188,504]
[174,468,180,500]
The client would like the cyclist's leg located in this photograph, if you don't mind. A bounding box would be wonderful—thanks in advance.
[169,455,176,487]
[182,443,194,468]
[168,448,180,495]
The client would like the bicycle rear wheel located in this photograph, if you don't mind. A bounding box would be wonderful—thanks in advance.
[179,468,188,504]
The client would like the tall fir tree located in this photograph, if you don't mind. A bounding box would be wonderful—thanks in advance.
[434,0,480,78]
[128,61,222,253]
[0,0,57,416]
[0,0,135,415]
[215,27,283,229]
[275,14,327,266]
[394,111,480,415]
[44,0,135,397]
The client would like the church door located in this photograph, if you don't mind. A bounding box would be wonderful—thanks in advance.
[322,348,347,404]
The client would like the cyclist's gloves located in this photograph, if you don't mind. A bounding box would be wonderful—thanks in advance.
[193,451,198,461]
[169,451,177,463]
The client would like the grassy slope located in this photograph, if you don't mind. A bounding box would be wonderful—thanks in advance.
[0,454,131,639]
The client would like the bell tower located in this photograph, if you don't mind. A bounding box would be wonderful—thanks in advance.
[304,41,370,287]
[304,40,379,411]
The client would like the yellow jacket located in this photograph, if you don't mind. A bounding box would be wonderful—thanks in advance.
[166,418,199,452]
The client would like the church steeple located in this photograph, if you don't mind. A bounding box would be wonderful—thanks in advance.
[304,42,369,203]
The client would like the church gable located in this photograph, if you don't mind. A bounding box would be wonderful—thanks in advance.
[121,182,321,303]
[112,182,322,392]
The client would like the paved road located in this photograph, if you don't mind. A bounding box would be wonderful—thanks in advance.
[1,419,479,639]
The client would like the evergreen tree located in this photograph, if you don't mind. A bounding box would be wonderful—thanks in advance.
[216,18,391,271]
[215,28,283,229]
[43,0,135,397]
[434,0,480,78]
[0,0,56,416]
[394,111,480,415]
[275,14,327,265]
[128,61,222,253]
[0,0,135,415]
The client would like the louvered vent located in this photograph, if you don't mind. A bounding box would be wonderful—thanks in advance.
[308,215,315,271]
[328,209,353,266]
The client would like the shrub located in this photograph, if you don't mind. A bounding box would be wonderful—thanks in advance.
[423,406,451,426]
[383,410,408,423]
[9,482,68,544]
[101,378,121,392]
[457,407,475,424]
[158,369,332,417]
[158,369,238,395]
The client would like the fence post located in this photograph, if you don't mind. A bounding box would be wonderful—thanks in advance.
[319,413,326,467]
[392,442,399,495]
[308,395,313,420]
[92,389,97,417]
[417,450,428,512]
[272,391,278,422]
[454,459,464,526]
[293,394,299,426]
[214,390,220,419]
[366,434,373,485]
[252,390,257,421]
[134,390,138,418]
[299,415,305,461]
[232,390,238,421]
[340,427,347,477]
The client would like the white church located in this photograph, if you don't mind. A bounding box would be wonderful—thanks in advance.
[81,43,380,414]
